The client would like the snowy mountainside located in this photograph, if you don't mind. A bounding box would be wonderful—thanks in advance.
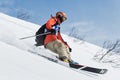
[0,41,85,80]
[0,12,120,80]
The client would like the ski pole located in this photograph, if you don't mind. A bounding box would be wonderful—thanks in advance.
[19,32,51,40]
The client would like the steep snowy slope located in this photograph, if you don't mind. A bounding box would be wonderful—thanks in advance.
[0,13,120,80]
[0,41,92,80]
[0,12,102,67]
[0,13,97,80]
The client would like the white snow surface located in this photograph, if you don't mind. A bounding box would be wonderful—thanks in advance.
[0,13,120,80]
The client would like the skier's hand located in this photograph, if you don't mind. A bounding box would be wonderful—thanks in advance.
[50,29,56,35]
[69,48,72,52]
[64,42,72,52]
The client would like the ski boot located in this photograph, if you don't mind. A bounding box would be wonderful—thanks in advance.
[59,56,69,63]
[69,60,79,65]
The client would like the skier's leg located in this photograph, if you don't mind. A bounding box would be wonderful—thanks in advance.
[53,40,72,62]
[45,40,72,62]
[45,41,57,53]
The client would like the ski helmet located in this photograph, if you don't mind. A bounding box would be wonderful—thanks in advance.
[56,11,67,22]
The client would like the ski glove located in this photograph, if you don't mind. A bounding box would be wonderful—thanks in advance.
[50,29,56,35]
[69,48,72,52]
[64,42,72,52]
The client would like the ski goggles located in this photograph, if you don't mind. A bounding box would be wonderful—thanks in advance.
[62,16,67,22]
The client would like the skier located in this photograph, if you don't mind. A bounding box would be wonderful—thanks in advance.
[34,12,108,74]
[36,11,76,63]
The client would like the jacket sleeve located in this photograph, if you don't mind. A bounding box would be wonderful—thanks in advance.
[46,18,56,30]
[57,32,70,48]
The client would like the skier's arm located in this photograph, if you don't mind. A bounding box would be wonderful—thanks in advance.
[57,32,72,52]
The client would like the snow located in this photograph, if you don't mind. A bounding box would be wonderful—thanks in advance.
[0,12,120,80]
[0,41,87,80]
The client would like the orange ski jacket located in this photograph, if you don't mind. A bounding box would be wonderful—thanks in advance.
[44,17,70,48]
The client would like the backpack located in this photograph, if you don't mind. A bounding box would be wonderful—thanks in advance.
[35,24,46,46]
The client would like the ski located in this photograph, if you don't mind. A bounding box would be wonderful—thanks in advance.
[69,63,108,74]
[28,48,108,75]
